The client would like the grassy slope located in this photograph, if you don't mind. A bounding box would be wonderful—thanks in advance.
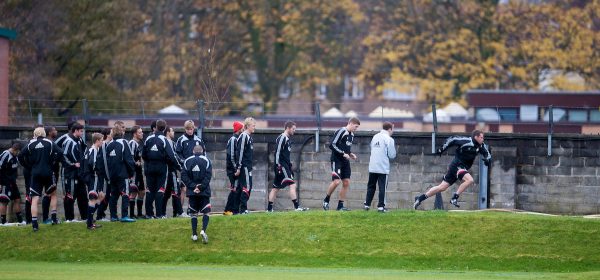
[1,210,599,272]
[2,261,599,280]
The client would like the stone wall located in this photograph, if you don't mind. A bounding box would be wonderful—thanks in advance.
[1,126,599,219]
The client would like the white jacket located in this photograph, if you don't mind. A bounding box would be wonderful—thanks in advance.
[368,130,396,174]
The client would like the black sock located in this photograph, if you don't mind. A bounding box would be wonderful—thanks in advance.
[267,201,273,211]
[202,215,209,231]
[292,199,299,209]
[191,216,198,236]
[136,198,143,216]
[129,201,135,217]
[51,210,58,223]
[87,206,95,227]
[418,194,428,202]
[1,215,6,224]
[324,195,331,203]
[15,212,23,223]
[337,200,344,210]
[452,193,459,200]
[32,217,38,229]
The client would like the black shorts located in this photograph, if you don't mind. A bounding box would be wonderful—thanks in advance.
[30,174,54,197]
[273,165,295,189]
[0,181,21,201]
[189,196,211,214]
[237,167,253,189]
[443,162,469,185]
[331,157,351,181]
[110,178,129,196]
[87,176,107,194]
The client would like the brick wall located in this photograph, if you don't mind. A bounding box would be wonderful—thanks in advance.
[1,126,599,220]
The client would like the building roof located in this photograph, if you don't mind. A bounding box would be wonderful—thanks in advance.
[158,104,188,115]
[467,89,600,107]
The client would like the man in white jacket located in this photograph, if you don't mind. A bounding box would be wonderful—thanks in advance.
[363,122,396,212]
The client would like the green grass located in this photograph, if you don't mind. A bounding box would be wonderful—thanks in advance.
[2,261,599,280]
[1,210,599,273]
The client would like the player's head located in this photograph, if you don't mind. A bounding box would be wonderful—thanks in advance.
[244,117,256,134]
[193,144,204,155]
[101,127,112,141]
[92,133,104,146]
[9,142,22,155]
[33,127,46,138]
[284,121,296,136]
[156,119,167,132]
[44,126,57,139]
[131,125,143,140]
[347,117,360,132]
[233,121,244,134]
[71,122,84,137]
[472,130,484,144]
[112,122,124,138]
[150,120,157,132]
[383,121,394,135]
[184,120,195,136]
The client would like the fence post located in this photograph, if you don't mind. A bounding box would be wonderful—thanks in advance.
[431,101,445,210]
[431,101,438,154]
[315,101,321,153]
[197,99,205,139]
[478,144,489,209]
[82,98,89,143]
[141,101,146,119]
[548,105,553,156]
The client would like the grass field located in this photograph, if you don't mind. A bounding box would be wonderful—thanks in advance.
[1,210,599,279]
[2,261,599,280]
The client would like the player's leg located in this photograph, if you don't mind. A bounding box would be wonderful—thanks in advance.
[364,173,378,210]
[376,174,388,211]
[267,187,278,212]
[324,160,342,210]
[337,160,352,211]
[450,172,473,207]
[199,196,211,244]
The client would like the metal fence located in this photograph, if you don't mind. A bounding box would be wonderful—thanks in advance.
[7,98,600,139]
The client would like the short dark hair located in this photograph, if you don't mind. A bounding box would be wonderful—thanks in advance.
[193,144,204,155]
[44,126,55,135]
[382,121,393,131]
[472,130,483,138]
[130,125,141,134]
[11,142,22,151]
[348,117,360,125]
[150,120,157,131]
[156,119,167,132]
[284,121,296,130]
[163,126,171,136]
[70,122,84,133]
[101,127,112,140]
[66,120,77,130]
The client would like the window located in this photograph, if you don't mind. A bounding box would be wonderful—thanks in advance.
[520,105,538,122]
[343,76,364,100]
[590,110,600,122]
[315,82,327,100]
[498,108,518,121]
[568,110,587,122]
[543,108,566,122]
